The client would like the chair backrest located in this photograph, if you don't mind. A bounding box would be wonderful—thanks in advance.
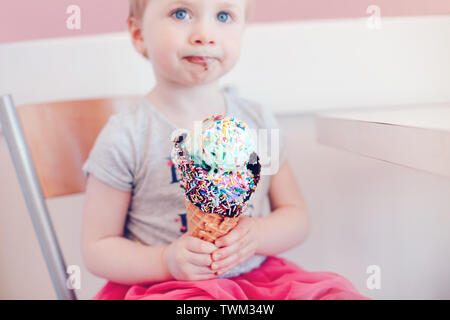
[0,95,140,300]
[17,96,140,198]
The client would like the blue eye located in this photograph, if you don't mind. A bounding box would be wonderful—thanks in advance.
[173,9,189,20]
[217,11,230,23]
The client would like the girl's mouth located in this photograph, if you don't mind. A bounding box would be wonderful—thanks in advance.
[184,56,214,67]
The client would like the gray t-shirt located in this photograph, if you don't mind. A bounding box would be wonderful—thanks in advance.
[82,87,287,278]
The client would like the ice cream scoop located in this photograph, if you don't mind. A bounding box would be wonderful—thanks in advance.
[181,115,257,176]
[171,115,261,242]
[171,115,261,218]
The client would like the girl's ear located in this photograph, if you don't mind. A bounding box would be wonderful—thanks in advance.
[128,16,149,59]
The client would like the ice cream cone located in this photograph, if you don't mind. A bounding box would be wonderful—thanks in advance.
[185,198,239,243]
[172,116,261,243]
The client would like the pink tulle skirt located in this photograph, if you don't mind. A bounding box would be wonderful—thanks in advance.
[93,256,369,300]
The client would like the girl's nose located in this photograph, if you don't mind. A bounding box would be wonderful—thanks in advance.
[192,38,215,45]
[189,25,216,45]
[189,34,216,46]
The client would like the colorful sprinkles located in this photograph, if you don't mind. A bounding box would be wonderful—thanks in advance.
[171,116,261,218]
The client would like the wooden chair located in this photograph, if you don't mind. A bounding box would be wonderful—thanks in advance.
[0,94,140,299]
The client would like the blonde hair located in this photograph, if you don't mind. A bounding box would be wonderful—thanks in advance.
[128,0,149,22]
[128,0,254,22]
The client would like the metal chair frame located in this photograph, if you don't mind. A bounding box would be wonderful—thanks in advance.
[0,94,76,300]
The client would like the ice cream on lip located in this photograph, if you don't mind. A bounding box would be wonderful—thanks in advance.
[171,115,261,218]
[184,55,218,69]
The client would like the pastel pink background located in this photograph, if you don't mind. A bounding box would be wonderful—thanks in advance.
[1,0,449,44]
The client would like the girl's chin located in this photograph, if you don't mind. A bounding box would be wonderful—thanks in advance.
[175,75,222,87]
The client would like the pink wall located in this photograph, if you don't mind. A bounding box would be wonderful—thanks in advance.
[1,0,449,44]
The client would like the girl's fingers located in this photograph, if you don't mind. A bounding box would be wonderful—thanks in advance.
[211,252,239,271]
[215,219,251,248]
[211,238,254,271]
[215,241,258,275]
[185,236,217,254]
[190,273,218,280]
[212,233,251,262]
[189,264,216,275]
[186,251,213,267]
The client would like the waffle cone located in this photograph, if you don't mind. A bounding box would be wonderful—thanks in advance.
[185,199,239,243]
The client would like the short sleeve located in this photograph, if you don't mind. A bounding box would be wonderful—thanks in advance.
[82,113,136,192]
[259,105,288,171]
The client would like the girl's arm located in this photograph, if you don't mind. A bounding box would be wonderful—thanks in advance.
[81,175,172,285]
[254,160,310,256]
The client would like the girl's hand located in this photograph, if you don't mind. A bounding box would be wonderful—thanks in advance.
[163,233,218,281]
[210,217,261,276]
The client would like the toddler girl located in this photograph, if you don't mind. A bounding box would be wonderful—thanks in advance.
[81,0,368,300]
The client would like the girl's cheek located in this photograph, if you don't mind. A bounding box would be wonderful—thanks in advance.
[222,41,241,66]
[146,36,177,65]
[224,32,243,52]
